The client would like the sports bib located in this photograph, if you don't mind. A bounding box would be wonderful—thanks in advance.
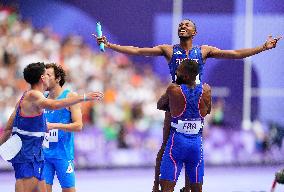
[43,129,59,148]
[171,119,203,135]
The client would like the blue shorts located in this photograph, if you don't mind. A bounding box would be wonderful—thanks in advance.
[12,160,45,180]
[160,130,204,183]
[43,158,75,188]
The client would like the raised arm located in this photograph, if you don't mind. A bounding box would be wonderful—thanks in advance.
[0,106,17,145]
[94,35,171,57]
[202,35,282,59]
[199,83,212,117]
[47,92,83,132]
[33,91,103,110]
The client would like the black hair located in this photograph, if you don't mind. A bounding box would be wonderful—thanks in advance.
[45,63,66,87]
[23,62,46,85]
[180,59,199,77]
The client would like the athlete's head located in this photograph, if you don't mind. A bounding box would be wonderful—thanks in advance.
[45,63,66,90]
[178,19,197,40]
[23,62,49,87]
[176,59,199,85]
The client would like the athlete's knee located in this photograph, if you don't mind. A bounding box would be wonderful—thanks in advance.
[160,179,176,192]
[15,179,24,192]
[190,183,202,192]
[62,187,76,192]
[46,184,52,192]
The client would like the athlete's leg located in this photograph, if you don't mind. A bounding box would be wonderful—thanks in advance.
[31,180,47,192]
[184,137,203,192]
[190,183,202,192]
[62,187,76,192]
[21,177,40,192]
[54,159,76,192]
[184,171,191,192]
[13,161,44,192]
[42,159,56,192]
[160,131,184,192]
[153,112,171,192]
[46,184,52,192]
[160,180,176,192]
[15,179,24,192]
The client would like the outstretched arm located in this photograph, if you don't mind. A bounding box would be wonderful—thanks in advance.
[33,90,103,110]
[47,92,83,132]
[202,35,282,59]
[94,35,171,57]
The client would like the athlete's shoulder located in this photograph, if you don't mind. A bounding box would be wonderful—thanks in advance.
[157,44,173,51]
[167,83,180,94]
[200,44,212,49]
[200,44,221,52]
[158,44,172,48]
[28,90,44,100]
[200,45,218,59]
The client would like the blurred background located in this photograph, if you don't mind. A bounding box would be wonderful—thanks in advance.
[0,0,284,191]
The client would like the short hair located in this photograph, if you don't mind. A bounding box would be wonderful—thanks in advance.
[184,18,197,32]
[179,59,199,77]
[23,62,46,85]
[45,63,66,87]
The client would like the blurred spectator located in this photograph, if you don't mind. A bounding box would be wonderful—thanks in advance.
[211,98,225,126]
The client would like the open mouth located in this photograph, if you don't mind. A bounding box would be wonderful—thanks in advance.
[179,29,187,33]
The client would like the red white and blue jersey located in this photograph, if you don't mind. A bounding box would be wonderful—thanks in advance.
[168,45,204,84]
[171,84,204,137]
[10,92,47,163]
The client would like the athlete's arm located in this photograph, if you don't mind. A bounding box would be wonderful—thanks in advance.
[202,35,282,59]
[199,83,212,117]
[47,92,83,132]
[167,84,186,117]
[0,105,17,145]
[94,35,170,57]
[157,93,170,111]
[32,90,103,110]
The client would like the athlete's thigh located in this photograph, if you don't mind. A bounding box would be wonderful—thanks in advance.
[15,179,24,192]
[22,177,39,192]
[184,137,203,184]
[46,183,52,192]
[37,180,48,192]
[54,159,75,189]
[160,132,183,182]
[43,159,56,185]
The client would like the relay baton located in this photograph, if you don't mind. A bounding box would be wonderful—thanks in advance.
[96,22,105,52]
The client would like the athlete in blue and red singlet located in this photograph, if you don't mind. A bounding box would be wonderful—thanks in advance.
[0,62,103,192]
[95,19,281,192]
[157,59,211,192]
